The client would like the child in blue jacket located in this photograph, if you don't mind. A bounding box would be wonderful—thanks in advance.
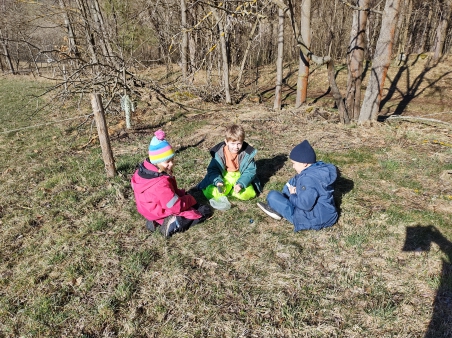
[198,124,261,200]
[257,140,338,231]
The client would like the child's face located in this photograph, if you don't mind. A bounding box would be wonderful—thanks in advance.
[157,159,174,173]
[291,160,308,174]
[225,139,243,154]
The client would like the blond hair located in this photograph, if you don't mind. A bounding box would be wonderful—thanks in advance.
[225,124,245,142]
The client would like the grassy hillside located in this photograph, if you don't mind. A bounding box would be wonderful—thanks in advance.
[0,58,452,337]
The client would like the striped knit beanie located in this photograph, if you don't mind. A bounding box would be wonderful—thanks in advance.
[148,129,175,164]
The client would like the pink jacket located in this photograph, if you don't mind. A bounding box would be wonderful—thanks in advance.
[131,160,201,224]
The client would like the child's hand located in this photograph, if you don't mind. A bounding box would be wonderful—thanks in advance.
[233,184,242,193]
[289,185,297,194]
[216,183,224,194]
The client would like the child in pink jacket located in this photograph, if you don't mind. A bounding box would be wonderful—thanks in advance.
[131,130,212,237]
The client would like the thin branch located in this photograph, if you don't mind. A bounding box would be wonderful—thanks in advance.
[387,115,452,128]
[339,0,383,15]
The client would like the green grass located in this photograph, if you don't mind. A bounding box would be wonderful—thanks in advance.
[0,76,452,337]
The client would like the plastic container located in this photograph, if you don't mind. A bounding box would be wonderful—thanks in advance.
[209,196,231,211]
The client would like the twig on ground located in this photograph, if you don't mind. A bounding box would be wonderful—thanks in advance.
[387,115,452,128]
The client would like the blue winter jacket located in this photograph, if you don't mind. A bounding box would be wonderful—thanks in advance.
[198,141,262,193]
[289,161,338,231]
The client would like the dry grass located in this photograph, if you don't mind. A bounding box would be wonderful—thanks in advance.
[1,57,452,337]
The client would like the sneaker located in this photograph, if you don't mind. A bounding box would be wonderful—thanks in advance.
[257,202,282,220]
[145,219,157,232]
[159,215,180,238]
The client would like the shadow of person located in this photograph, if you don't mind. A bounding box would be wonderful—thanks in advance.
[255,154,288,188]
[333,167,354,217]
[403,225,452,337]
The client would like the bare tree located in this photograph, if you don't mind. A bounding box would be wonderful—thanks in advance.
[236,17,259,91]
[417,3,433,53]
[180,0,188,80]
[212,7,232,104]
[273,6,284,110]
[396,0,412,56]
[359,0,401,122]
[345,0,370,121]
[295,0,311,108]
[90,0,119,68]
[58,0,80,59]
[433,0,452,61]
[271,0,351,122]
[0,28,15,74]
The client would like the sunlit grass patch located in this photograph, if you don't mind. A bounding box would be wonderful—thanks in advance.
[1,78,452,336]
[324,148,375,167]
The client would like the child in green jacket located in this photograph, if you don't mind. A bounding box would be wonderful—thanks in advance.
[198,124,261,200]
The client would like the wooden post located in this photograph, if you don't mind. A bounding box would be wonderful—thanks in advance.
[91,93,117,177]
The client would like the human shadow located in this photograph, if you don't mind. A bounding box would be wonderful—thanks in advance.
[379,55,452,117]
[255,154,288,188]
[403,225,452,337]
[333,167,354,217]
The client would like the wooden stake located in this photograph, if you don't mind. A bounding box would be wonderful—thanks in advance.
[91,93,117,177]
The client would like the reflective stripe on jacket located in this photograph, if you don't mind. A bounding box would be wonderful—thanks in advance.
[131,159,201,224]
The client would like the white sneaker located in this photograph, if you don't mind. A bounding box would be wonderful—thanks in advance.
[257,202,282,220]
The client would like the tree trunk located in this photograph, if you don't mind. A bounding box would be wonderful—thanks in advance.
[393,0,405,52]
[236,17,259,91]
[274,7,284,110]
[328,60,349,124]
[90,0,118,67]
[25,41,40,77]
[75,0,98,64]
[359,0,401,122]
[212,8,231,104]
[271,0,349,120]
[397,0,412,56]
[367,1,382,57]
[91,93,117,178]
[346,0,370,121]
[417,5,432,53]
[58,0,80,58]
[433,0,452,61]
[295,0,311,108]
[0,29,15,74]
[180,0,188,80]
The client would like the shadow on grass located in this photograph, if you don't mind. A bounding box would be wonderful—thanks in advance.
[175,138,205,154]
[379,55,452,118]
[403,225,452,338]
[256,154,288,188]
[311,63,350,104]
[334,167,354,217]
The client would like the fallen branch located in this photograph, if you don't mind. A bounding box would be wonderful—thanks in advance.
[386,115,452,128]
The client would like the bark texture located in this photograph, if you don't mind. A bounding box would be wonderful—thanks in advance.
[295,0,311,108]
[359,0,401,122]
[346,0,369,121]
[274,7,284,110]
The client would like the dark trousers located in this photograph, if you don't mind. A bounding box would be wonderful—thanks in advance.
[176,204,212,231]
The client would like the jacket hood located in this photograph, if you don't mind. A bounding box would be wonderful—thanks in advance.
[132,160,165,192]
[303,161,337,186]
[209,141,254,158]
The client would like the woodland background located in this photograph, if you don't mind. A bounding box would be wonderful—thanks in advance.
[2,0,452,122]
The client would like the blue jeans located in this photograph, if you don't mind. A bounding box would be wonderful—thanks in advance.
[266,185,294,224]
